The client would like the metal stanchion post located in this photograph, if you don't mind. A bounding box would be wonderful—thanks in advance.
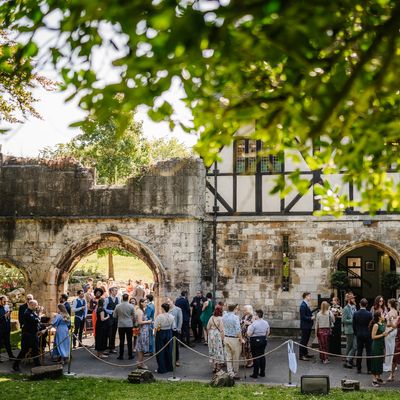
[168,335,181,382]
[65,330,76,377]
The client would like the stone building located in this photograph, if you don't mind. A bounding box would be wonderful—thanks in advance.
[1,143,400,329]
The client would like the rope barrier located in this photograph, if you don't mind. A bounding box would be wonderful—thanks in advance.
[294,341,400,359]
[176,337,290,363]
[2,328,71,362]
[72,333,173,368]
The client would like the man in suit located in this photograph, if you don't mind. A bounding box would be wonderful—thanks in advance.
[104,287,119,353]
[175,290,191,346]
[59,293,71,316]
[18,293,34,329]
[13,300,45,371]
[353,297,373,373]
[113,293,135,360]
[342,292,357,368]
[0,296,15,361]
[299,292,315,361]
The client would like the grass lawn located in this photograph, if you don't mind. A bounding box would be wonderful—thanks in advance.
[74,253,154,283]
[0,375,399,400]
[0,330,21,353]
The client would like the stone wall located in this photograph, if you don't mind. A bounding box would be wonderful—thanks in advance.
[2,152,400,328]
[0,156,205,312]
[0,156,204,217]
[0,218,203,312]
[203,216,400,328]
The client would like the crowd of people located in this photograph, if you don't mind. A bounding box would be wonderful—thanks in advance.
[0,282,272,380]
[300,291,400,387]
[5,280,400,386]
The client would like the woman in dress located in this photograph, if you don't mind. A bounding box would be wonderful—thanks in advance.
[372,295,387,317]
[129,297,139,349]
[126,279,134,296]
[241,305,254,368]
[370,311,390,387]
[51,303,71,364]
[91,288,103,337]
[200,292,214,345]
[388,314,400,382]
[383,298,399,372]
[154,302,175,373]
[329,296,343,355]
[144,282,151,296]
[206,306,225,373]
[136,298,152,369]
[95,298,110,358]
[315,301,335,364]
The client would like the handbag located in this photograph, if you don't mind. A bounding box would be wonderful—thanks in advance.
[132,327,140,336]
[287,340,297,374]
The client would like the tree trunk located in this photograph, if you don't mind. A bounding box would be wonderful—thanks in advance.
[108,250,115,279]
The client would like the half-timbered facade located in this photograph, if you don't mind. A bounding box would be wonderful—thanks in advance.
[203,133,400,329]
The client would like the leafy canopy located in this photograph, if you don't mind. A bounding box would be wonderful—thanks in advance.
[0,31,54,125]
[2,1,400,213]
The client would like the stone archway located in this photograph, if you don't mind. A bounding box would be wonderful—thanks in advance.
[0,257,31,306]
[0,257,32,285]
[331,239,400,269]
[331,239,400,302]
[54,232,167,304]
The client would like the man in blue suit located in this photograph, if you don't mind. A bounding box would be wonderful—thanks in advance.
[299,292,315,361]
[353,298,373,373]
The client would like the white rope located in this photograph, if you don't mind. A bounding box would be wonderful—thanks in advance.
[176,337,290,362]
[72,333,173,368]
[295,341,400,359]
[3,327,70,361]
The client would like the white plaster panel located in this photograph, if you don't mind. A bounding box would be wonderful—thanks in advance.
[321,174,349,196]
[285,175,314,212]
[284,149,310,172]
[218,145,234,173]
[205,176,231,213]
[236,176,256,212]
[262,176,281,212]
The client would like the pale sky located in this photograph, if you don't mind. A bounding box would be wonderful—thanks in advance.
[0,84,198,157]
[0,18,198,157]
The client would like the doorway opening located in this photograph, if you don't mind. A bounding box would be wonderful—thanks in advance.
[68,247,155,298]
[336,244,397,305]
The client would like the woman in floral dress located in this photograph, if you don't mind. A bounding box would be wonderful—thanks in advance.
[136,298,152,368]
[206,306,225,373]
[241,305,254,368]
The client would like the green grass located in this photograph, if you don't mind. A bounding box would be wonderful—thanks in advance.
[0,330,21,353]
[75,253,154,283]
[0,375,398,400]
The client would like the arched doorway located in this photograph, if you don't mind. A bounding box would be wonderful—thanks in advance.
[333,241,399,304]
[54,232,166,307]
[68,249,155,296]
[0,258,31,311]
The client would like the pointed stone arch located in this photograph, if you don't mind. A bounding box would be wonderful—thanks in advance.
[331,239,400,269]
[54,232,167,299]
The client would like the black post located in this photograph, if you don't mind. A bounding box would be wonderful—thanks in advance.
[212,166,219,300]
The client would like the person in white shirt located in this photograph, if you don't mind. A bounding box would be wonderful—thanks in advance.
[247,309,270,379]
